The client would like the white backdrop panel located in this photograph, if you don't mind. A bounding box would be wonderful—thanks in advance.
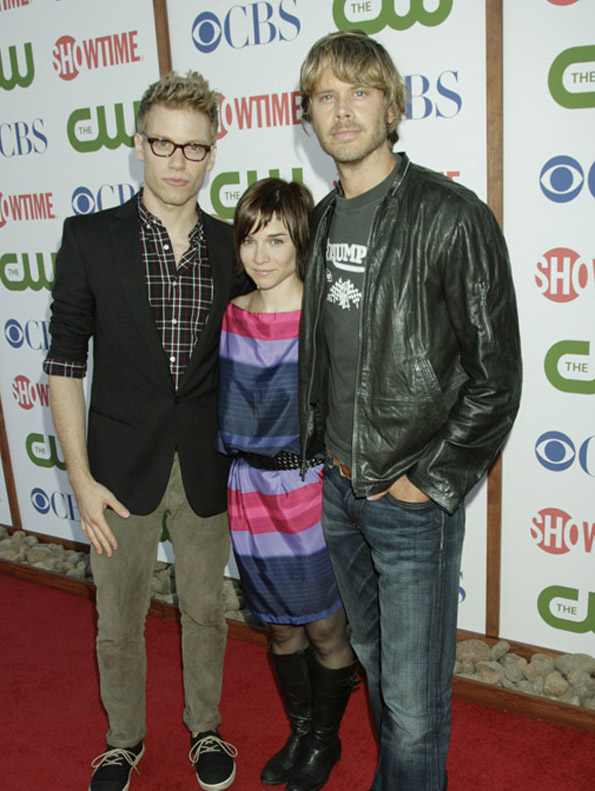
[501,0,595,652]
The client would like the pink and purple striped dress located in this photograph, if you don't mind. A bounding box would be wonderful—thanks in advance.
[217,303,341,625]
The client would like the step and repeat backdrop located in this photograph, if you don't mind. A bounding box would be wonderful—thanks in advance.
[0,0,592,651]
[501,0,594,653]
[0,0,160,539]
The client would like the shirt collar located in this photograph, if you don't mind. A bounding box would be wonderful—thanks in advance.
[136,189,204,244]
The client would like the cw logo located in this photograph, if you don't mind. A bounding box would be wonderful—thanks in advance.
[549,45,595,109]
[544,340,595,395]
[538,586,595,634]
[67,101,140,153]
[0,43,34,90]
[26,434,66,471]
[333,0,452,33]
[0,252,56,291]
[211,167,303,220]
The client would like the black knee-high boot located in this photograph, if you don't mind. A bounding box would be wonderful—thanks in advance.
[285,655,359,791]
[261,646,313,786]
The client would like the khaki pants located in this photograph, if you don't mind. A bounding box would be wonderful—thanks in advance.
[90,455,230,747]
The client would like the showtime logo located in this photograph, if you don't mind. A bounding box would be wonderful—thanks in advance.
[0,190,56,229]
[531,508,595,555]
[53,31,141,81]
[0,0,31,10]
[536,248,595,302]
[12,374,50,410]
[218,91,301,139]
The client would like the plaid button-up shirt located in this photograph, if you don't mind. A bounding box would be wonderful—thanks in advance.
[44,194,214,390]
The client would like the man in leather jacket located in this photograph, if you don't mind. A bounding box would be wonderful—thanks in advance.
[298,31,522,791]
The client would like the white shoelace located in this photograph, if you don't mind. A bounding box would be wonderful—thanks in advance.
[188,734,239,765]
[91,746,143,775]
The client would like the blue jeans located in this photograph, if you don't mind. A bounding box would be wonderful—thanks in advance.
[322,464,465,791]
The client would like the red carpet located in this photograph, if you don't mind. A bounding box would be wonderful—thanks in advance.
[1,574,593,790]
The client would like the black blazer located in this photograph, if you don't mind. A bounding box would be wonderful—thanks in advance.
[48,195,238,516]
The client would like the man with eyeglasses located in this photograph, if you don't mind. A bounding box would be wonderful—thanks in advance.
[44,71,243,791]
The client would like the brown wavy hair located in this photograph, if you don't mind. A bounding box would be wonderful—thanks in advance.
[300,30,407,146]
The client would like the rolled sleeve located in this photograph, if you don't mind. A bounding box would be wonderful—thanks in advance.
[44,217,95,378]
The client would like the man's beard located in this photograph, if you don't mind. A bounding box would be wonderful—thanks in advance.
[318,120,389,165]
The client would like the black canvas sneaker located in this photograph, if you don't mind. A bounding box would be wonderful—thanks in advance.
[189,730,238,791]
[89,742,144,791]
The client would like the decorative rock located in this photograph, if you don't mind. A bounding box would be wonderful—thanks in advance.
[222,579,242,612]
[558,692,581,707]
[554,653,595,678]
[567,668,593,687]
[475,661,502,685]
[544,670,569,697]
[0,546,26,562]
[574,680,595,703]
[516,680,535,694]
[454,660,474,676]
[456,639,491,663]
[26,545,56,564]
[66,565,87,580]
[490,640,510,661]
[503,663,524,684]
[500,652,527,669]
[523,654,555,682]
[151,576,172,596]
[501,676,519,691]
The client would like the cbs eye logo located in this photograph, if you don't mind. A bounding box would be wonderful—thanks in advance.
[540,156,595,203]
[535,430,595,476]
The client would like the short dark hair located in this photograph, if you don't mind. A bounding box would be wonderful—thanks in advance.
[233,178,314,281]
[300,30,407,146]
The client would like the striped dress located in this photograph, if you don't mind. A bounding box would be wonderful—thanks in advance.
[217,303,342,625]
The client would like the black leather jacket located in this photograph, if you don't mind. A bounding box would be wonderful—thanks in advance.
[298,154,522,514]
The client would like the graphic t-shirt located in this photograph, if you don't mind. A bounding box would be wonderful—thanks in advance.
[324,165,398,468]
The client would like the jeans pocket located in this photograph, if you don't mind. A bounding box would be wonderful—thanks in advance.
[385,492,435,510]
